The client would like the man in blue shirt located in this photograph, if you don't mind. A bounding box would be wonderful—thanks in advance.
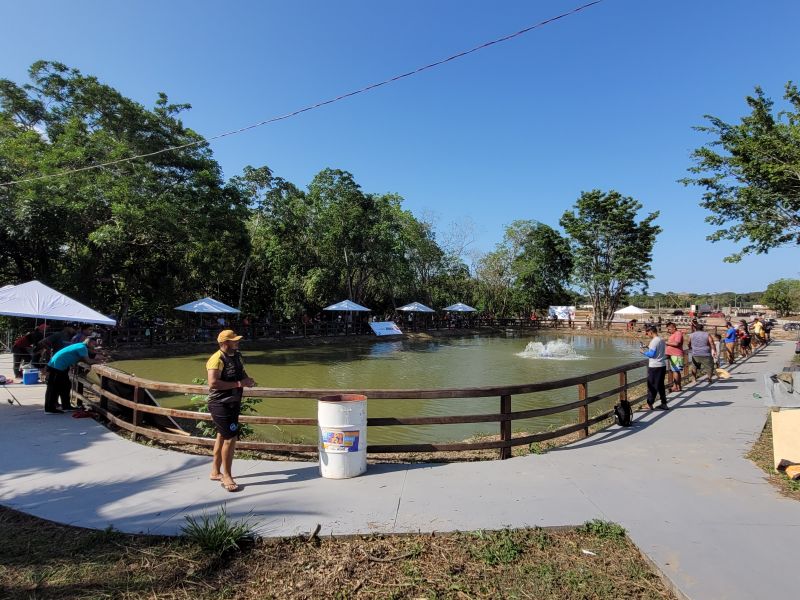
[44,337,102,414]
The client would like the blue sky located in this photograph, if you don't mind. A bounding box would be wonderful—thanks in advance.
[1,0,797,293]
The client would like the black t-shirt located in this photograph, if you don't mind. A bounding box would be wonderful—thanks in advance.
[206,350,246,404]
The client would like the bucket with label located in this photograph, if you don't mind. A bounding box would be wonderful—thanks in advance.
[318,394,367,479]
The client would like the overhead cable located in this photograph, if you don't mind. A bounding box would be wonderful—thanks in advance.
[0,0,604,187]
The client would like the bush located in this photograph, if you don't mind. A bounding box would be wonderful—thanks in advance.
[181,507,255,555]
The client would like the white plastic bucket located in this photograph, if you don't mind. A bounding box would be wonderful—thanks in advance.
[318,394,367,479]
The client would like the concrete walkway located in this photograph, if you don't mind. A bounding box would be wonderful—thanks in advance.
[1,342,798,600]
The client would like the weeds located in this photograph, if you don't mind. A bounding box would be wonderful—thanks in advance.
[529,442,545,454]
[181,507,255,555]
[470,529,524,565]
[580,519,626,541]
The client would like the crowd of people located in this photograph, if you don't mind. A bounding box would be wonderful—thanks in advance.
[639,316,770,410]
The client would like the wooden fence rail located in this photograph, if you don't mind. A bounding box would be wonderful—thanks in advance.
[72,358,649,459]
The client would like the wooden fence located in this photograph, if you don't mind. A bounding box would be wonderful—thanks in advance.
[71,358,649,460]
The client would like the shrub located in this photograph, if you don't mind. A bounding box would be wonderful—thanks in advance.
[181,507,255,555]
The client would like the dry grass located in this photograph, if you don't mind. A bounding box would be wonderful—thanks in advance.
[746,418,800,500]
[0,507,675,600]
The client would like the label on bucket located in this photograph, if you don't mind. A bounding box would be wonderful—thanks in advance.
[321,429,360,452]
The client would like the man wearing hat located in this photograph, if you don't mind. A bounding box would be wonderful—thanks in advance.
[206,329,255,492]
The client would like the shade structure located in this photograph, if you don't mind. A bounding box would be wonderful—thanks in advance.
[614,305,650,316]
[175,297,240,314]
[323,300,371,312]
[0,280,116,325]
[443,303,477,313]
[397,302,435,313]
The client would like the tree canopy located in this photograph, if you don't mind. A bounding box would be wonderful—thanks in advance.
[684,82,800,262]
[560,190,660,325]
[0,62,672,326]
[762,278,800,316]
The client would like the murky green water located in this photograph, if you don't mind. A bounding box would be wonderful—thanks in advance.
[111,333,645,444]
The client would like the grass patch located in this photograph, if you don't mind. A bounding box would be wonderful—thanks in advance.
[0,506,675,599]
[581,519,627,542]
[182,507,255,555]
[746,417,800,501]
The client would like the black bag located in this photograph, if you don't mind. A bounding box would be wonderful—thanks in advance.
[614,399,632,427]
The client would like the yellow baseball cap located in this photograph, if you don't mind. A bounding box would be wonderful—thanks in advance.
[217,329,243,343]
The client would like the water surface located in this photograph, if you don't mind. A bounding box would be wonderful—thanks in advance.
[112,333,644,444]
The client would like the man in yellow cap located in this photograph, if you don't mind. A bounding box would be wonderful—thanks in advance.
[206,329,255,492]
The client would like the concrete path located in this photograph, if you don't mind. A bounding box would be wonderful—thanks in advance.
[1,342,798,600]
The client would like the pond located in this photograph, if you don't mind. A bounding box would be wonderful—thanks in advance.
[111,333,645,445]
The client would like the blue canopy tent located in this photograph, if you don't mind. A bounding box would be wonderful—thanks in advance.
[175,297,240,340]
[175,297,240,314]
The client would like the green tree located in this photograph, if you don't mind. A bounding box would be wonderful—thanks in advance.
[0,61,249,320]
[560,190,660,327]
[512,221,573,311]
[683,82,800,262]
[762,278,800,316]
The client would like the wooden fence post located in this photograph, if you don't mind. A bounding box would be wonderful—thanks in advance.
[577,382,588,439]
[99,375,107,411]
[132,385,143,441]
[500,394,512,460]
[619,371,628,404]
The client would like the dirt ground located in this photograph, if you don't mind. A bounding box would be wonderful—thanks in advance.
[0,506,676,600]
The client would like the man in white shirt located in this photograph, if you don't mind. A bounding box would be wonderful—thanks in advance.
[641,324,668,410]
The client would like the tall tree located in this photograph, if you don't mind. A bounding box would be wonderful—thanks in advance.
[762,278,800,316]
[0,61,249,320]
[512,221,573,310]
[683,82,800,262]
[560,190,660,327]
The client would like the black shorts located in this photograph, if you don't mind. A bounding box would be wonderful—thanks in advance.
[208,401,242,439]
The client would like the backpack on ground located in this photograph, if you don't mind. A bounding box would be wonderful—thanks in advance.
[614,399,632,427]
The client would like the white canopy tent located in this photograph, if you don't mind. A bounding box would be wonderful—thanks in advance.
[443,302,477,313]
[323,300,371,312]
[614,305,650,316]
[0,280,116,325]
[397,302,435,313]
[175,297,240,314]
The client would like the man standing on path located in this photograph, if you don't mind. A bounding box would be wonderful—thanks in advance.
[688,324,717,385]
[206,329,255,493]
[44,337,103,413]
[664,322,684,393]
[641,324,668,410]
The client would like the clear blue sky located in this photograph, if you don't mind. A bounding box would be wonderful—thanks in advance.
[1,0,797,293]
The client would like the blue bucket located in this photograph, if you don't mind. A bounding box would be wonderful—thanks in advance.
[22,369,39,385]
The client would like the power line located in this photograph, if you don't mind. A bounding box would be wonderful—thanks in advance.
[1,0,605,187]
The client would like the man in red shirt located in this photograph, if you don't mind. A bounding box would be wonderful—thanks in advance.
[664,322,685,392]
